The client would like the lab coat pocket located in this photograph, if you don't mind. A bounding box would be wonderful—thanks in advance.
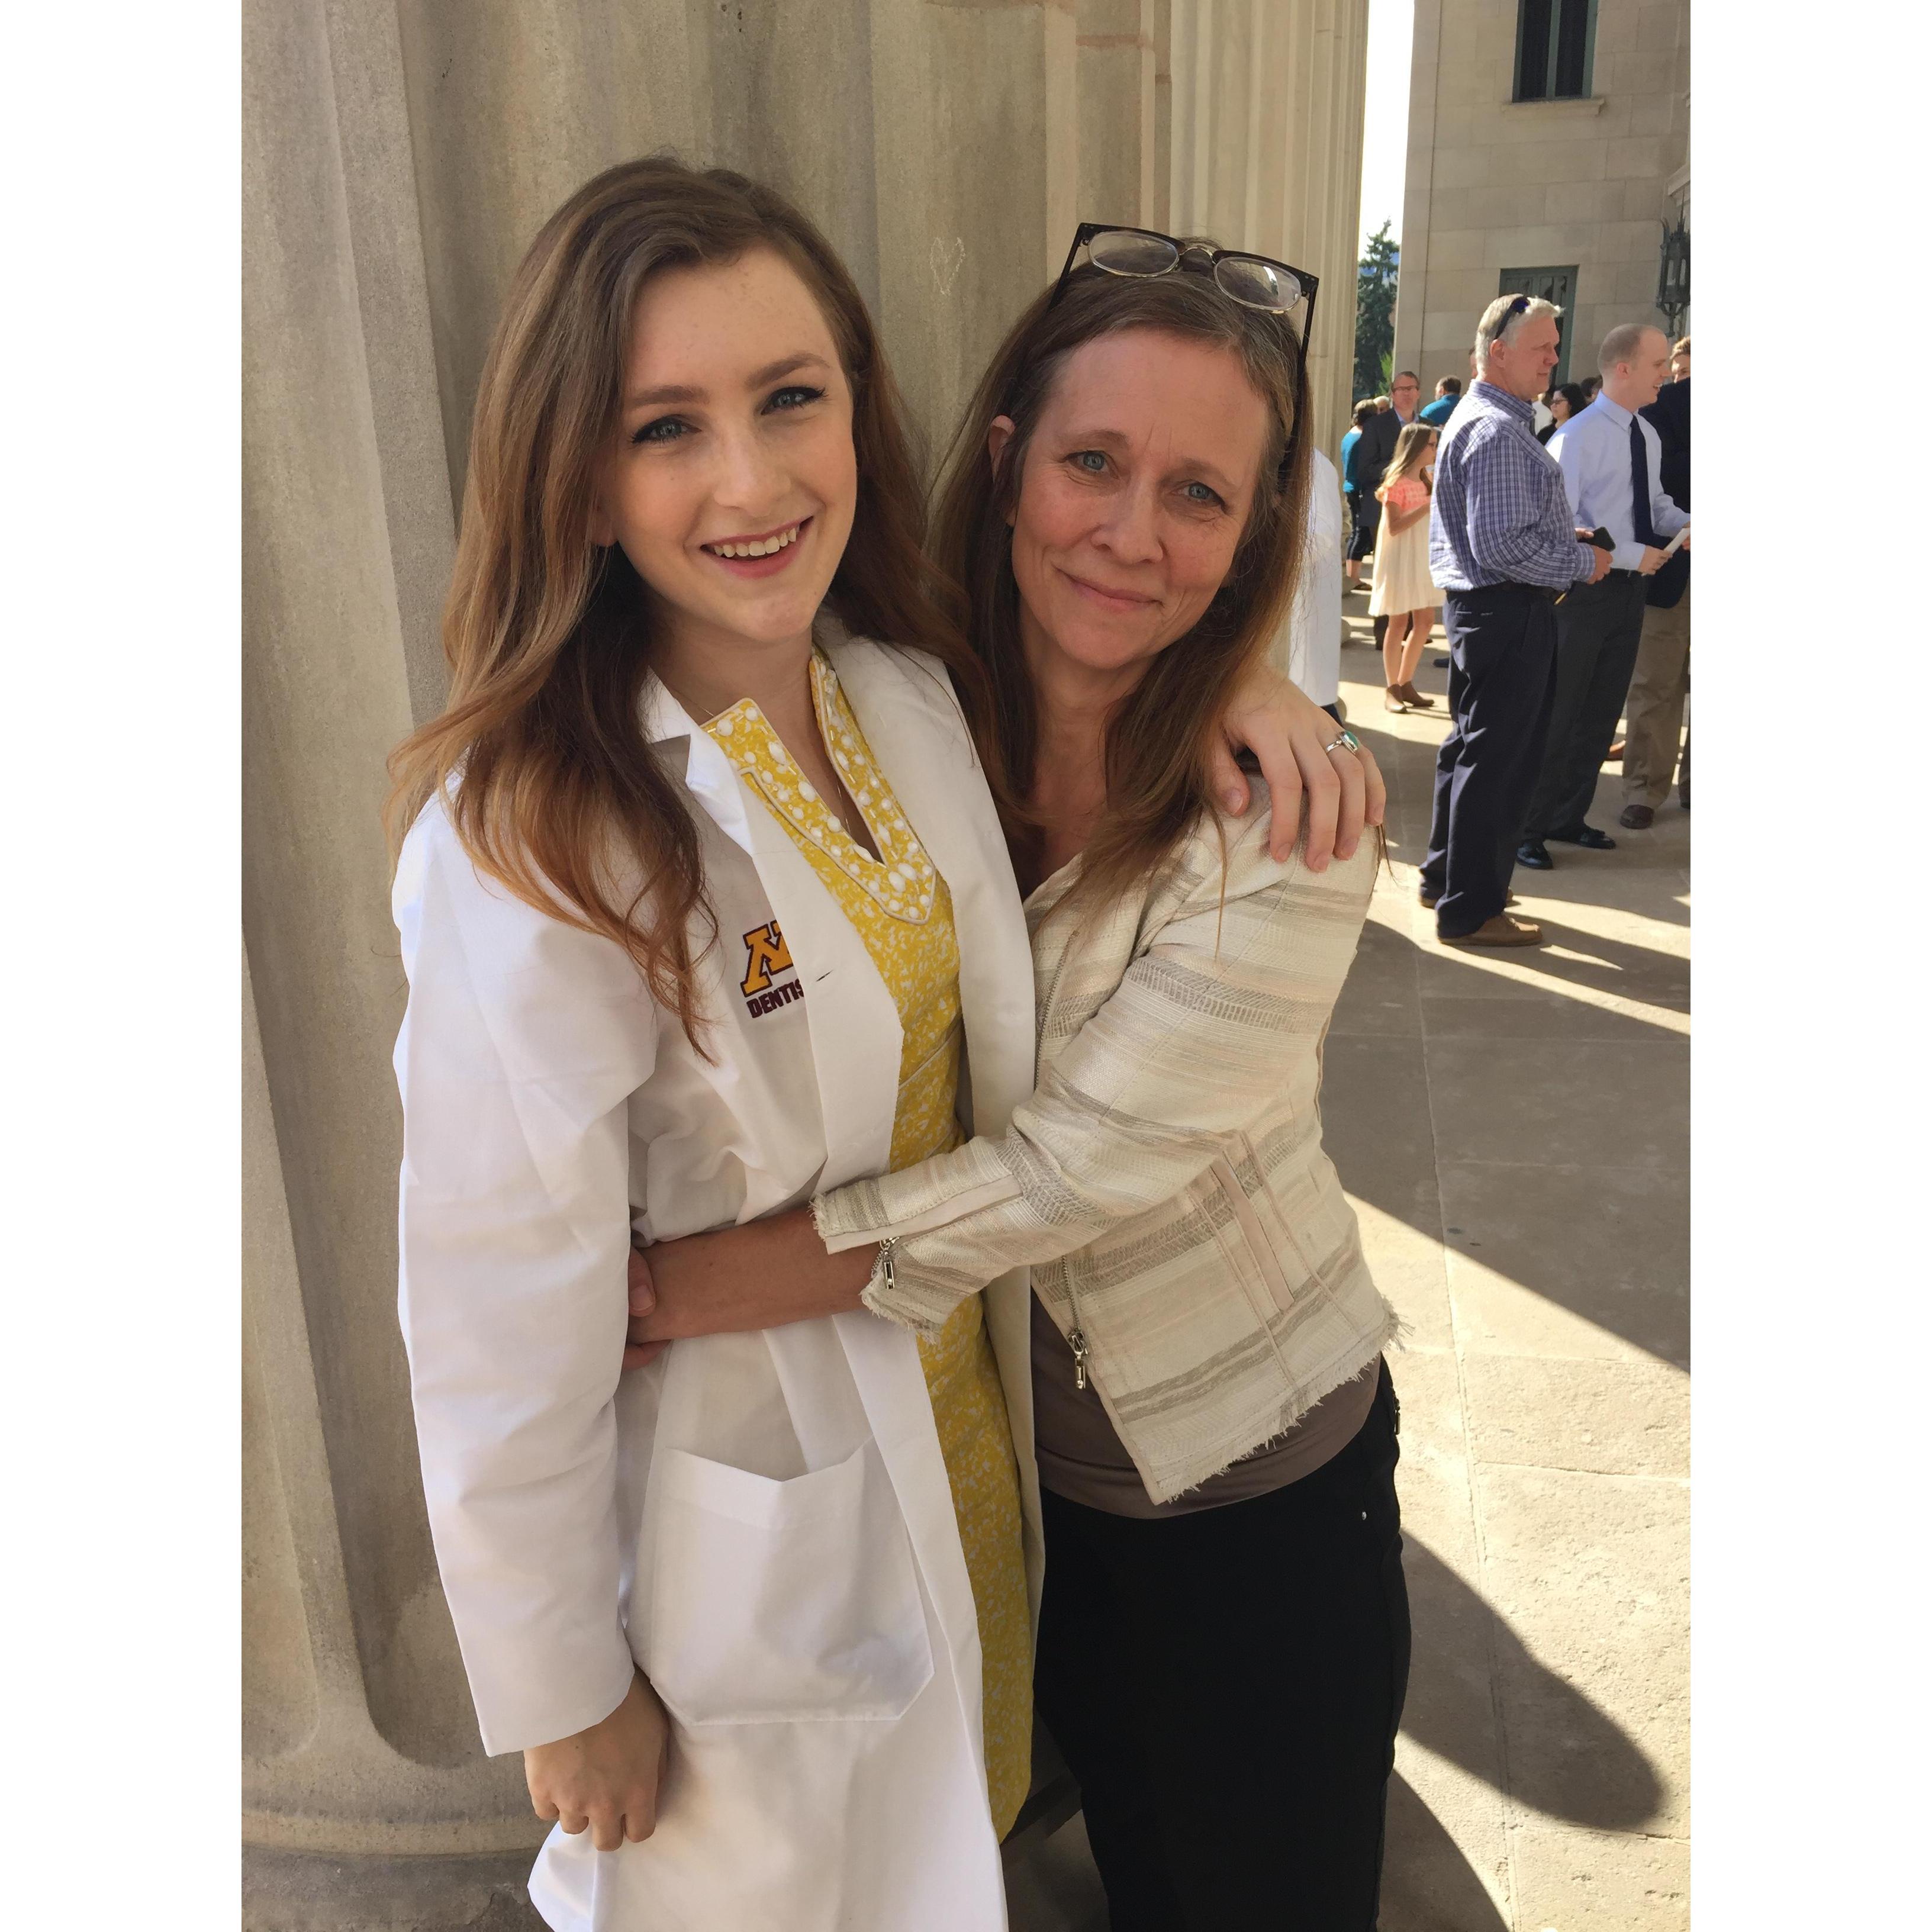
[646,1438,934,1726]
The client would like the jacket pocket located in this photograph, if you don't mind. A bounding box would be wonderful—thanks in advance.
[645,1438,935,1727]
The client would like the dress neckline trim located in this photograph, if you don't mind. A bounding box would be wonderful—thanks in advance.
[706,652,939,925]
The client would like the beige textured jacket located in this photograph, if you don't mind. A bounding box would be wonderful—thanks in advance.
[814,803,1400,1506]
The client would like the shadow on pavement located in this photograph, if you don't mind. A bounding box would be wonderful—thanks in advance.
[1325,917,1690,1368]
[1476,913,1689,1010]
[1380,1772,1509,1932]
[1399,1537,1666,1831]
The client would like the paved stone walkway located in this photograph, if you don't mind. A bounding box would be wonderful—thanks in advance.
[1008,602,1690,1932]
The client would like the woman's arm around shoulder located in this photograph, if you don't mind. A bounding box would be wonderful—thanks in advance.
[813,804,1378,1334]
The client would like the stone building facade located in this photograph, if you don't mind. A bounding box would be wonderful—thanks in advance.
[242,3,1372,1924]
[1392,0,1689,394]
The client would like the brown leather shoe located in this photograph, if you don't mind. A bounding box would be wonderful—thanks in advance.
[1618,803,1655,830]
[1396,681,1436,709]
[1384,687,1409,712]
[1442,913,1544,947]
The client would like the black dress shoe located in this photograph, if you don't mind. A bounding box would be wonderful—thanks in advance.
[1516,840,1553,870]
[1432,655,1450,668]
[1548,823,1617,851]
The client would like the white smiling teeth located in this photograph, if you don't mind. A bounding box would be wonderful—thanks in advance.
[710,524,801,559]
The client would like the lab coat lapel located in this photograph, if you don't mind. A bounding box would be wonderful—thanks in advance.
[644,672,901,1195]
[825,637,1035,1136]
[828,633,1048,1621]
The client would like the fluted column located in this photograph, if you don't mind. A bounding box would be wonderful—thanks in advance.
[1149,0,1174,228]
[1164,0,1368,461]
[1310,0,1371,458]
[867,0,1080,456]
[1077,0,1160,227]
[392,1,710,502]
[1392,0,1442,385]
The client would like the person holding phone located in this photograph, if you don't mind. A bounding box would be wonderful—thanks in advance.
[1516,323,1689,872]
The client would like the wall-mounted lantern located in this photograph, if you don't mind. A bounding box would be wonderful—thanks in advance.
[1657,217,1690,333]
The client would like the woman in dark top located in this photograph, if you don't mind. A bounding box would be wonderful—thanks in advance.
[1538,381,1589,443]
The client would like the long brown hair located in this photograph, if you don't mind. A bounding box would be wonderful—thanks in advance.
[930,255,1311,903]
[386,157,988,1046]
[1379,420,1438,495]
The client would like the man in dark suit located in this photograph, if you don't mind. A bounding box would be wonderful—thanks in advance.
[1347,369,1420,652]
[1619,361,1691,827]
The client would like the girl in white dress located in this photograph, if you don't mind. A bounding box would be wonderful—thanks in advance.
[1369,421,1443,712]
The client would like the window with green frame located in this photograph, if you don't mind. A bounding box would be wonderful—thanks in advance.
[1514,0,1597,101]
[1498,267,1577,385]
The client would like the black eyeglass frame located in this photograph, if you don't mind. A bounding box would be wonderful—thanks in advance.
[1045,221,1320,358]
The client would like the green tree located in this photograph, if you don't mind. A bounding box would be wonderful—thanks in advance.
[1353,221,1399,404]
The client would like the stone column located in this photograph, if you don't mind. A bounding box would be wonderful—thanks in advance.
[1148,0,1174,228]
[243,0,545,1918]
[1392,0,1444,385]
[1077,0,1160,228]
[1164,0,1368,460]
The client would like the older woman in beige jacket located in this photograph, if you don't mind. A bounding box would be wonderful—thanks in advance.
[627,233,1405,1928]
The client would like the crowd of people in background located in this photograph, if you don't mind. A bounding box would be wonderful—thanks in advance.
[1334,314,1690,946]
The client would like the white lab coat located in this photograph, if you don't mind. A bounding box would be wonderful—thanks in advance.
[392,626,1043,1932]
[1274,447,1345,708]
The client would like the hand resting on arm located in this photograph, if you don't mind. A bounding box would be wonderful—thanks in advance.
[622,1212,875,1369]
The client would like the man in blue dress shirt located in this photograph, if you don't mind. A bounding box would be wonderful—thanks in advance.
[1516,324,1689,870]
[1421,295,1608,946]
[1418,375,1462,427]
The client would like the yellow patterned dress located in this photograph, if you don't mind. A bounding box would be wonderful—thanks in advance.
[703,651,1033,1837]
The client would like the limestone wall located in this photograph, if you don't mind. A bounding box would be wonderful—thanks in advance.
[1393,0,1689,394]
[242,4,1368,1921]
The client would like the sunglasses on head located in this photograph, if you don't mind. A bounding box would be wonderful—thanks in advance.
[1046,223,1319,357]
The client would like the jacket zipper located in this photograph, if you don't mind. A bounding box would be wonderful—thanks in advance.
[1066,1322,1091,1392]
[1032,915,1092,1393]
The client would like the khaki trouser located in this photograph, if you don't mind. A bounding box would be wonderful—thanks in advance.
[1621,581,1690,807]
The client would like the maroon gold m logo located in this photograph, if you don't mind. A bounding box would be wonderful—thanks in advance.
[740,920,794,997]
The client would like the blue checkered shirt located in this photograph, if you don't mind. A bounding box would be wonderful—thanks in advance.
[1428,382,1597,592]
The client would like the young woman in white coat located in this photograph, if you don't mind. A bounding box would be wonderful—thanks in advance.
[624,239,1409,1928]
[388,162,1380,1932]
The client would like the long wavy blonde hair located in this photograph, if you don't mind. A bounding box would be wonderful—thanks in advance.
[386,157,990,1046]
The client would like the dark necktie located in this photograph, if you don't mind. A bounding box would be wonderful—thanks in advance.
[1629,417,1657,547]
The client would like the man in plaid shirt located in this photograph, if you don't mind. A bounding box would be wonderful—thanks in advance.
[1418,294,1609,946]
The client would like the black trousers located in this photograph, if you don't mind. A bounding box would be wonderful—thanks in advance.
[1421,584,1559,937]
[1347,489,1381,561]
[1033,1363,1409,1932]
[1522,572,1648,841]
